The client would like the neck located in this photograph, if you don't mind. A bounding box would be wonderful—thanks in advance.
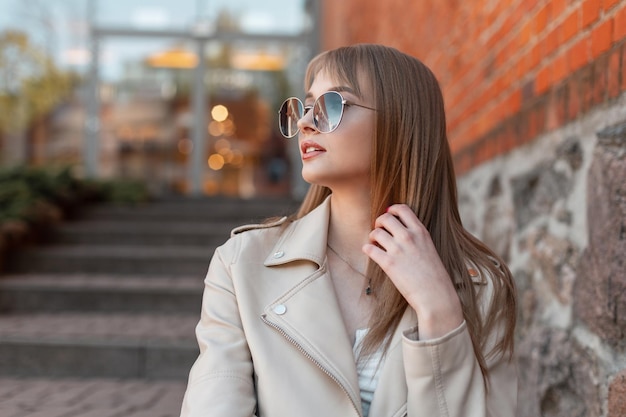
[327,192,371,259]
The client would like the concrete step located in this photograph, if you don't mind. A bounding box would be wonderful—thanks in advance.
[5,246,212,275]
[0,274,203,314]
[0,377,187,417]
[82,198,297,223]
[0,313,199,379]
[52,221,235,246]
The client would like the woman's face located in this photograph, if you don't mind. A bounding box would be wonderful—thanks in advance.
[297,69,376,191]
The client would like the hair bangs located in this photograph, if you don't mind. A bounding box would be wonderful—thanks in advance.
[304,47,366,99]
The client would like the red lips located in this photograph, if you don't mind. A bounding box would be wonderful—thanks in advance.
[300,140,326,160]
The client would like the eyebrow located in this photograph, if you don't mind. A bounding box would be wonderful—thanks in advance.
[304,86,358,101]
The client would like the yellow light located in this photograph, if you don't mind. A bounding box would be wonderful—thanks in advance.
[178,138,193,154]
[231,150,244,167]
[214,138,231,151]
[208,121,224,136]
[211,105,229,122]
[146,47,198,69]
[208,153,225,170]
[222,119,236,136]
[220,149,233,162]
[230,51,286,71]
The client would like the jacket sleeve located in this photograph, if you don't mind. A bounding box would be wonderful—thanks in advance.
[402,320,517,417]
[180,244,258,417]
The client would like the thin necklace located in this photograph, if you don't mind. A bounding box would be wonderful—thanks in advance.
[327,243,372,295]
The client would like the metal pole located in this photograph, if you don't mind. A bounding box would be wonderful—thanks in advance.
[189,38,207,195]
[84,0,100,178]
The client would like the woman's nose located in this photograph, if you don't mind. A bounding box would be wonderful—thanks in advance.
[297,109,317,134]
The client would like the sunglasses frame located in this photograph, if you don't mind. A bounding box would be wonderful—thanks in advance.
[278,91,376,138]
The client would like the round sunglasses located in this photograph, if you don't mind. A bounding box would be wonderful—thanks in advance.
[278,91,376,138]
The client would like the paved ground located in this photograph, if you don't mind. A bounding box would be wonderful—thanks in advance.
[0,377,187,417]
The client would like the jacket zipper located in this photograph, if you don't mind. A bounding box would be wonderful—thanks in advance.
[261,314,362,417]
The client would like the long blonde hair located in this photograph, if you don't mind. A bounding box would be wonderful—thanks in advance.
[294,44,516,377]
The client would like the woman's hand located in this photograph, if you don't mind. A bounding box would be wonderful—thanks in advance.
[362,204,464,340]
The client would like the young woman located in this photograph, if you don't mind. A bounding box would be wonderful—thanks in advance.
[180,44,517,417]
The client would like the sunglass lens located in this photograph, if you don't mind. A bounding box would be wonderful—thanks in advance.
[314,91,343,133]
[279,98,303,138]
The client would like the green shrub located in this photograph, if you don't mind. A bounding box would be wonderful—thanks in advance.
[84,178,150,205]
[0,164,150,230]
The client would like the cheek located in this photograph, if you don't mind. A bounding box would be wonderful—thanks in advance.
[338,135,372,171]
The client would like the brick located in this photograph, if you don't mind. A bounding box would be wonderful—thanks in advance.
[560,10,580,43]
[615,4,626,41]
[604,0,620,11]
[530,43,543,69]
[552,0,568,17]
[475,136,495,165]
[568,36,590,71]
[544,27,560,57]
[453,151,471,175]
[608,48,621,98]
[567,75,581,120]
[536,66,551,94]
[622,43,626,92]
[579,66,594,113]
[501,120,518,153]
[552,52,569,84]
[534,3,551,35]
[521,0,540,14]
[591,18,614,57]
[592,55,608,104]
[583,0,602,28]
[520,19,533,45]
[495,42,513,67]
[608,370,626,417]
[546,91,560,130]
[507,89,522,116]
[531,99,547,138]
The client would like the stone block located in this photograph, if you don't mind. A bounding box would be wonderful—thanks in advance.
[527,228,579,305]
[516,327,602,417]
[511,162,571,230]
[482,178,514,263]
[573,122,626,351]
[609,369,626,417]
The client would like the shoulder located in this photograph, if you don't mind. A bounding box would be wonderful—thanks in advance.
[215,216,291,265]
[230,216,289,237]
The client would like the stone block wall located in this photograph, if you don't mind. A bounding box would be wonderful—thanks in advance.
[457,96,626,416]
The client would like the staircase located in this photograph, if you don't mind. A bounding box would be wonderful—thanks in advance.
[0,196,296,416]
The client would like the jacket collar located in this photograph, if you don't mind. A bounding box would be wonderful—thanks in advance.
[263,195,331,268]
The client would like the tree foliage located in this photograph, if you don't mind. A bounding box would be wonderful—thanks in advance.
[0,30,77,134]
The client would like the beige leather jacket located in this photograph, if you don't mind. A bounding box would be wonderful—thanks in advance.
[180,197,517,417]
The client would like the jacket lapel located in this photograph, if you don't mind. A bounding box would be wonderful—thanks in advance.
[261,197,362,413]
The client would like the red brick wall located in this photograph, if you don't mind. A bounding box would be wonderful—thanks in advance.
[321,0,626,174]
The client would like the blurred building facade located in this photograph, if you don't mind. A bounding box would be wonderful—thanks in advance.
[0,0,316,198]
[321,1,626,416]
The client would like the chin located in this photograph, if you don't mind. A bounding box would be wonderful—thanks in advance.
[301,170,330,188]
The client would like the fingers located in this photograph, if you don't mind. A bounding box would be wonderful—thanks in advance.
[373,205,427,242]
[384,204,422,230]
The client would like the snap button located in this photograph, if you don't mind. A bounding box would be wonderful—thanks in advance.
[273,251,285,259]
[273,304,287,315]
